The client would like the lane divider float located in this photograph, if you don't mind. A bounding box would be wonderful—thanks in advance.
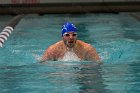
[0,26,14,47]
[0,14,24,48]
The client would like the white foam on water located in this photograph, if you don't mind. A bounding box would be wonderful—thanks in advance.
[32,54,42,62]
[58,51,81,61]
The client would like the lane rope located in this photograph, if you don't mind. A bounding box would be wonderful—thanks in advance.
[0,14,24,48]
[0,26,14,47]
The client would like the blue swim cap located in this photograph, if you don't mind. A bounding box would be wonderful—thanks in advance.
[61,22,77,36]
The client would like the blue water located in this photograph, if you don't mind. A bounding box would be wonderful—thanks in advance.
[0,13,140,93]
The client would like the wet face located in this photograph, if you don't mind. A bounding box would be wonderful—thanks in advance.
[62,32,77,48]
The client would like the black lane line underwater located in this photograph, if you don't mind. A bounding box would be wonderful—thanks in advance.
[0,14,24,47]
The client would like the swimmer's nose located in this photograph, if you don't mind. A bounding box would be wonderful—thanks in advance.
[70,35,73,39]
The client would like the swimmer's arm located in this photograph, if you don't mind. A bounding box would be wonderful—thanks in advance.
[40,48,53,63]
[39,53,49,63]
[86,46,102,64]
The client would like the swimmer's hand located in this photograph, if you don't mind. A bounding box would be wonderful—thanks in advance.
[39,59,48,64]
[32,54,47,64]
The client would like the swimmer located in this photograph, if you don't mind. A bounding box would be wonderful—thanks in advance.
[41,22,102,64]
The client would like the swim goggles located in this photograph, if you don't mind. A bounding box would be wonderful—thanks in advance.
[63,32,77,37]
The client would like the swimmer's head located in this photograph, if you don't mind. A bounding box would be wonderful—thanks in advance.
[61,22,77,36]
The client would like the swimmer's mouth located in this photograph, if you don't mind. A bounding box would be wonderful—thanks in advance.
[69,41,74,43]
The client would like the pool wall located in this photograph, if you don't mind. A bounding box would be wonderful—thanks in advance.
[0,0,140,14]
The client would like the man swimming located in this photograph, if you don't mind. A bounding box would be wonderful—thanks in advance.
[41,22,102,64]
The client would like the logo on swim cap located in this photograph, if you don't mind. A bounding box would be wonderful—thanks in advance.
[62,22,77,36]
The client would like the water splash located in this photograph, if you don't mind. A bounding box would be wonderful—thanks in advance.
[32,53,42,62]
[58,51,81,61]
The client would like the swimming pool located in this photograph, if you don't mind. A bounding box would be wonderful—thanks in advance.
[0,13,140,93]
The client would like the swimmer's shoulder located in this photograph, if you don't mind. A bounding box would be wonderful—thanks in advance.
[76,40,92,48]
[47,40,64,51]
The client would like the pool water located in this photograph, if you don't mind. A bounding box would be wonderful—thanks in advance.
[0,13,140,93]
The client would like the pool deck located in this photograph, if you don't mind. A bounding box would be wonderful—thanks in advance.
[0,1,140,14]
